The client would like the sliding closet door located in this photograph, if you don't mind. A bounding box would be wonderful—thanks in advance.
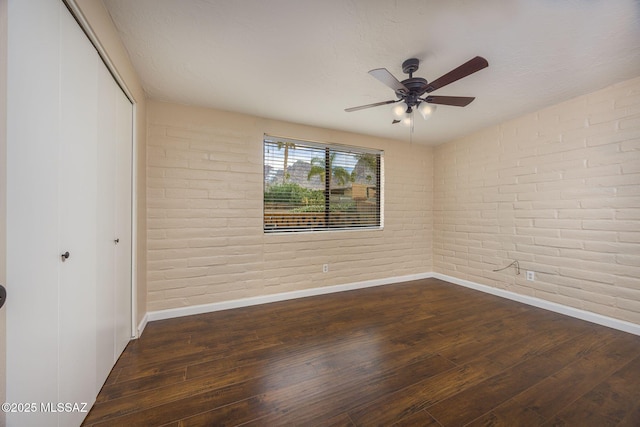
[6,0,62,425]
[114,91,133,357]
[58,6,100,425]
[7,1,133,425]
[96,61,118,387]
[96,61,133,383]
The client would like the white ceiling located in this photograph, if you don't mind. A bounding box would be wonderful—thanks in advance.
[102,0,640,145]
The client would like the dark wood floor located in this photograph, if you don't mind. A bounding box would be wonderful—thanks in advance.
[82,278,640,426]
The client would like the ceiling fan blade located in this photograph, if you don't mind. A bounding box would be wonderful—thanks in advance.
[368,68,409,93]
[425,96,475,107]
[426,56,488,93]
[345,99,398,112]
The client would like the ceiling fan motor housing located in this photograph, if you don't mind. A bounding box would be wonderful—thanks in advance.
[397,58,429,108]
[396,77,429,108]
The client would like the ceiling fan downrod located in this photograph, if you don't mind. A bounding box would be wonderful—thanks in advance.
[401,58,420,78]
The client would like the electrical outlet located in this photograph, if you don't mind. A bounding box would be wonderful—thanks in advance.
[322,264,329,273]
[526,271,535,281]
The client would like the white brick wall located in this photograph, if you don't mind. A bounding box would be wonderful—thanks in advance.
[146,101,433,311]
[146,77,639,326]
[434,76,640,324]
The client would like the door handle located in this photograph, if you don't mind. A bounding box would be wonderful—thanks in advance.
[0,285,6,309]
[61,251,70,262]
[114,238,120,244]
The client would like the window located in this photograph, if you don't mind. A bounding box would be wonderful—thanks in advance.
[264,135,383,232]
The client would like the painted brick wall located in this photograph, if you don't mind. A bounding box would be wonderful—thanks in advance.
[147,101,433,311]
[434,76,640,324]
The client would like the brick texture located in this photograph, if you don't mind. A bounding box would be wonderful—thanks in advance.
[434,76,640,324]
[147,76,639,326]
[146,101,433,311]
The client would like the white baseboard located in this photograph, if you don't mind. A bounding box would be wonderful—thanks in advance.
[432,272,640,336]
[139,271,639,337]
[145,272,434,323]
[136,313,148,337]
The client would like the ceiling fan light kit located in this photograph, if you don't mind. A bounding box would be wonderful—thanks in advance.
[399,115,412,128]
[391,98,435,124]
[417,102,436,120]
[391,103,406,119]
[345,56,489,126]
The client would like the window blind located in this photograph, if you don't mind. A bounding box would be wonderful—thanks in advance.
[264,135,383,232]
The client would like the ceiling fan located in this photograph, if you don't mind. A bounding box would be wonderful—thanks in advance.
[345,56,489,126]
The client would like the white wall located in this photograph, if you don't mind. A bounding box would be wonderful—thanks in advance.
[434,76,640,325]
[146,101,434,311]
[146,75,640,331]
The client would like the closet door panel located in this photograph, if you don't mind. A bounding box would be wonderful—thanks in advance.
[58,5,99,424]
[96,63,117,387]
[6,1,61,425]
[7,1,134,424]
[114,88,133,358]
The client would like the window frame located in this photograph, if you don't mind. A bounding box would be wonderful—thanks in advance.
[263,135,384,233]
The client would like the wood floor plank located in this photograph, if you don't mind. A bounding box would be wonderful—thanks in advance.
[81,279,640,426]
[85,356,318,424]
[617,402,640,427]
[92,353,451,426]
[464,406,547,427]
[472,331,640,425]
[96,367,187,403]
[347,318,586,426]
[393,409,441,426]
[163,353,452,426]
[348,359,504,426]
[249,355,456,425]
[419,354,559,425]
[426,330,625,426]
[548,354,640,426]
